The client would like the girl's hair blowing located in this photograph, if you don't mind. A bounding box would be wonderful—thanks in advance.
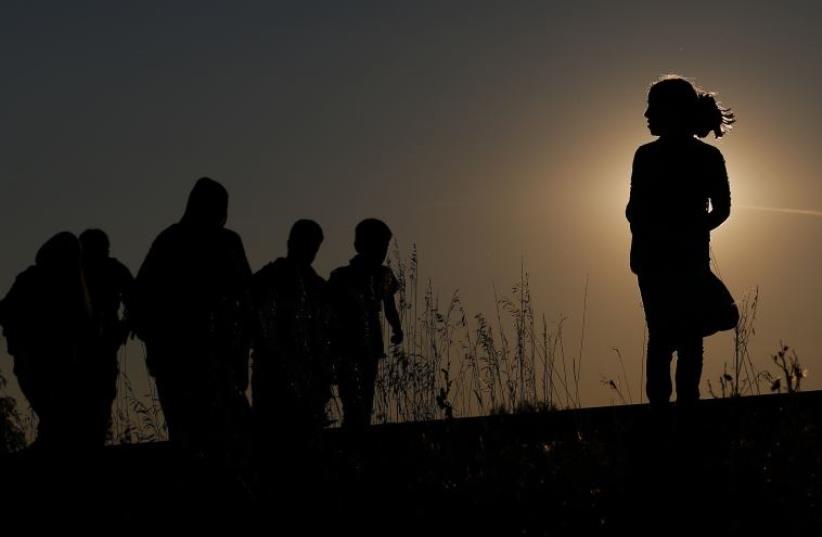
[649,75,735,138]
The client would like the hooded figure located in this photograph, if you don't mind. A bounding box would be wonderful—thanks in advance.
[0,232,94,448]
[132,177,252,455]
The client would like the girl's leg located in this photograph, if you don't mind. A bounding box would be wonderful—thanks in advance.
[675,336,703,404]
[639,275,675,405]
[646,335,674,405]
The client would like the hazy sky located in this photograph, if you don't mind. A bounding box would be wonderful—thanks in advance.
[2,1,822,409]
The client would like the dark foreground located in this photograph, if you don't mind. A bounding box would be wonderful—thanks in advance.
[2,392,821,535]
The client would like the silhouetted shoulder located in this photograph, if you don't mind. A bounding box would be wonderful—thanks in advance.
[327,266,356,300]
[220,229,252,281]
[135,225,179,281]
[635,141,659,155]
[328,266,351,283]
[693,138,721,152]
[632,141,660,162]
[251,258,285,289]
[690,140,729,192]
[308,266,326,287]
[253,260,278,280]
[0,267,43,353]
[145,224,183,255]
[253,258,325,301]
[303,262,325,284]
[633,138,725,167]
[108,257,134,282]
[272,257,325,286]
[0,266,38,316]
[221,228,245,248]
[7,266,39,290]
[690,138,724,158]
[222,229,250,261]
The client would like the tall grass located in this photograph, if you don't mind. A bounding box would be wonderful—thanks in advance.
[335,243,583,425]
[110,342,167,444]
[0,368,26,453]
[98,245,816,436]
[5,245,808,445]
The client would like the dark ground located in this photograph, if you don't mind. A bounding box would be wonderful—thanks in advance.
[2,392,821,535]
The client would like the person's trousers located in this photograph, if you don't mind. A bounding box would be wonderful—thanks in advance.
[338,356,379,430]
[638,272,704,405]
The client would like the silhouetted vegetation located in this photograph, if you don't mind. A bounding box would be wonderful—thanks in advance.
[0,368,25,453]
[4,242,806,451]
[110,344,168,444]
[341,243,581,427]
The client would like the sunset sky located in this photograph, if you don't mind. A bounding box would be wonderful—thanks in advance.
[2,1,822,410]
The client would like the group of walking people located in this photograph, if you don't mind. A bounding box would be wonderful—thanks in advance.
[0,177,403,464]
[1,74,736,464]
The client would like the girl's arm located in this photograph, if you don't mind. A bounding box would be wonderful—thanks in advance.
[707,150,731,231]
[626,148,646,230]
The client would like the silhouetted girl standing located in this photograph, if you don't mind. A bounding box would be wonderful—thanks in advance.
[626,76,735,405]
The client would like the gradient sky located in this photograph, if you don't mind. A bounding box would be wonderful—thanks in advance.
[2,1,822,410]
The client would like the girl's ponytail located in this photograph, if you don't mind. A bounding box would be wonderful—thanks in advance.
[694,93,735,139]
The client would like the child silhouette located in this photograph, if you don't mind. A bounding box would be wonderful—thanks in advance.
[626,76,735,406]
[328,219,403,429]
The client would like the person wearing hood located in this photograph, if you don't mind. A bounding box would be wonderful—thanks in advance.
[132,177,252,456]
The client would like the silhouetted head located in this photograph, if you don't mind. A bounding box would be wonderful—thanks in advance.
[35,231,82,272]
[181,177,229,229]
[79,228,110,263]
[354,218,392,264]
[645,76,735,139]
[287,219,324,265]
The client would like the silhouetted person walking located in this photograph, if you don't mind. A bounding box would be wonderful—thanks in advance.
[132,178,252,458]
[626,76,734,406]
[251,219,331,442]
[250,219,331,506]
[0,232,95,449]
[328,219,403,429]
[79,229,134,445]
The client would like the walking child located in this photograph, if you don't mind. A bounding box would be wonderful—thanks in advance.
[328,219,403,429]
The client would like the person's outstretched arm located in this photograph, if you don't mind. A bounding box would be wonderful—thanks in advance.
[382,269,403,345]
[384,295,403,345]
